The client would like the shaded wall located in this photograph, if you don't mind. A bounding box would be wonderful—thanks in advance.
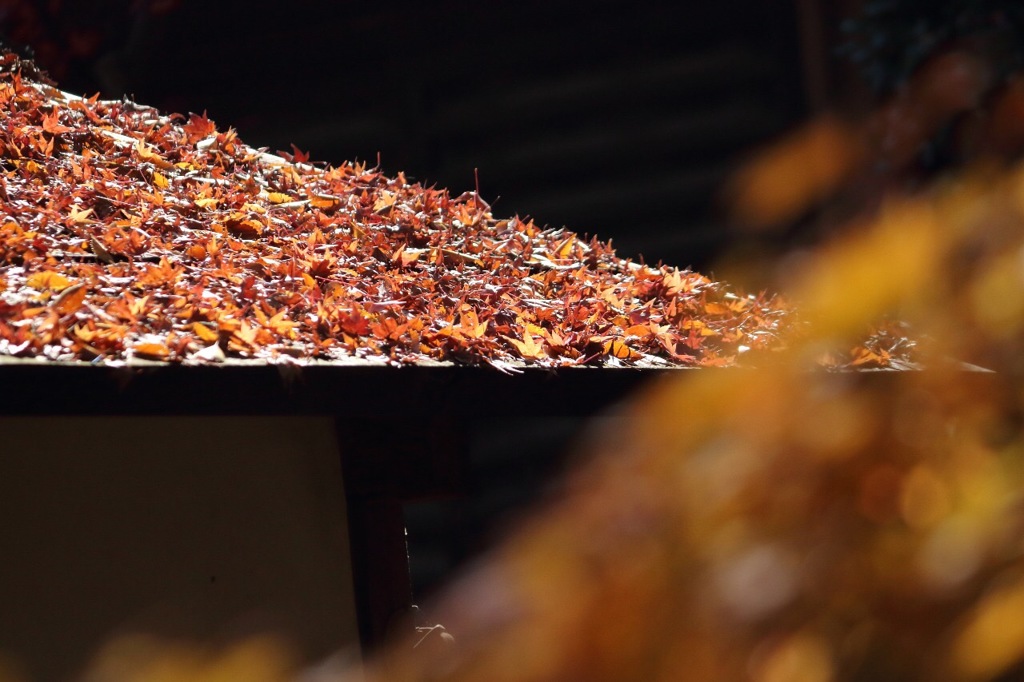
[0,417,358,682]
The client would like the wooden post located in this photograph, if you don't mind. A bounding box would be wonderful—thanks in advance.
[344,496,413,651]
[336,415,466,651]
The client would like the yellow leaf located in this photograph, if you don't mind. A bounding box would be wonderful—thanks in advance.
[373,191,397,214]
[504,333,546,360]
[235,319,258,345]
[267,311,296,336]
[399,249,421,267]
[192,323,219,343]
[553,235,576,259]
[253,306,269,326]
[133,342,170,360]
[27,271,73,291]
[89,236,115,264]
[67,205,95,224]
[603,338,642,360]
[134,139,173,169]
[459,311,488,339]
[309,194,341,212]
[72,325,98,342]
[601,288,625,308]
[266,192,292,204]
[545,329,567,348]
[151,171,169,189]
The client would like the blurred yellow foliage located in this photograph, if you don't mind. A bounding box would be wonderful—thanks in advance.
[79,636,295,682]
[952,578,1024,680]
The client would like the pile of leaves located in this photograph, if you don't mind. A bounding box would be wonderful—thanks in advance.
[0,51,792,369]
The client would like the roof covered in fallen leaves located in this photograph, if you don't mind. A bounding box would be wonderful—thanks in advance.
[0,51,793,369]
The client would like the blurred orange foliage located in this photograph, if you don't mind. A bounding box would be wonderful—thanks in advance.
[340,83,1024,680]
[726,116,864,230]
[347,160,1024,681]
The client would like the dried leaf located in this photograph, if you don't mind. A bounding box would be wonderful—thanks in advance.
[183,111,216,144]
[226,216,263,239]
[89,236,115,264]
[26,271,73,291]
[67,205,95,224]
[504,333,547,360]
[191,342,225,363]
[52,283,86,314]
[309,194,341,212]
[134,139,173,170]
[41,109,72,135]
[602,337,642,360]
[192,323,219,343]
[132,341,170,360]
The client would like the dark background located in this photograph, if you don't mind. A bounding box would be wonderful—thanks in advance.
[2,0,821,271]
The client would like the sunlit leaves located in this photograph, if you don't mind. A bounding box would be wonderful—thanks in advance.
[0,58,793,366]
